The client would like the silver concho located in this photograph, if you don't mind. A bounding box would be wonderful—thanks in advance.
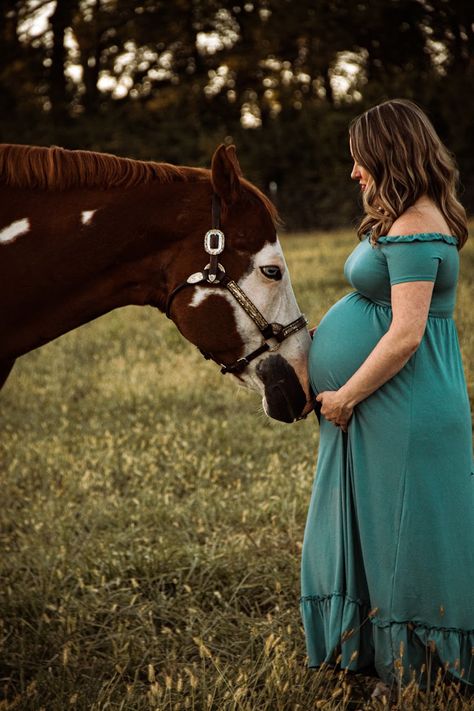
[187,271,205,284]
[204,229,225,255]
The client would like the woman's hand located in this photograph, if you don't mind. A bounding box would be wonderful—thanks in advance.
[315,390,354,432]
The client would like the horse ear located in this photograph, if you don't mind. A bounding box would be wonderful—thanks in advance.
[211,144,243,205]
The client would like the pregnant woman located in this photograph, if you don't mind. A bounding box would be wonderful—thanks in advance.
[301,99,473,694]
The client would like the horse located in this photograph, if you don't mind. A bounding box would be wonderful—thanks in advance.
[0,142,313,423]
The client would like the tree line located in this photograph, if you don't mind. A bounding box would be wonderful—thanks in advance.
[1,0,473,229]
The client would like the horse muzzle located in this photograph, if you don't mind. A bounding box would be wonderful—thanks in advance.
[256,354,309,423]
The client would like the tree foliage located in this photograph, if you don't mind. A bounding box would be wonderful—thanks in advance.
[1,0,473,229]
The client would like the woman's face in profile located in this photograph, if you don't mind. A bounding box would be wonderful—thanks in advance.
[349,138,372,193]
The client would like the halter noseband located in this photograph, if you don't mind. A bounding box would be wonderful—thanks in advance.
[165,194,308,375]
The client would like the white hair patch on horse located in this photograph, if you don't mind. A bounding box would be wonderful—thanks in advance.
[190,287,219,309]
[0,218,30,245]
[186,238,311,399]
[81,210,96,225]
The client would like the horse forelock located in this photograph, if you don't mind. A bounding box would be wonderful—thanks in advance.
[0,143,280,228]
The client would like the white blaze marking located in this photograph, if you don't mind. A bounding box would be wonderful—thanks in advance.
[0,218,30,245]
[188,238,311,400]
[81,210,96,225]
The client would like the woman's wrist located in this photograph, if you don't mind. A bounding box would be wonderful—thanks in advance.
[338,383,359,409]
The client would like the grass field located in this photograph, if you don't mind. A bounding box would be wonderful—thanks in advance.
[1,229,473,711]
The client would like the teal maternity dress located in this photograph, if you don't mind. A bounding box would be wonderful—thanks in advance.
[301,232,474,688]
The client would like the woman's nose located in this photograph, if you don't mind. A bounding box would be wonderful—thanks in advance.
[351,163,360,180]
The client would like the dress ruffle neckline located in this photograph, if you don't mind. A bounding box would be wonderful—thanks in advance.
[374,232,459,246]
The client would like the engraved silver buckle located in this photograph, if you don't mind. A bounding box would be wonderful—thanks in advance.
[204,263,225,283]
[204,229,225,255]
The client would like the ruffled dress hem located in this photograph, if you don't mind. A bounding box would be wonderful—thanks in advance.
[300,593,374,671]
[300,593,474,687]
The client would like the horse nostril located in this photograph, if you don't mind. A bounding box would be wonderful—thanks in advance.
[256,354,307,423]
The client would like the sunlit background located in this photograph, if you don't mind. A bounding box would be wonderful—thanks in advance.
[2,0,473,229]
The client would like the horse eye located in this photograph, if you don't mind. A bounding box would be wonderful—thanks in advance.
[260,265,282,281]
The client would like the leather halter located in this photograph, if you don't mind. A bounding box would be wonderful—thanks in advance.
[165,194,308,375]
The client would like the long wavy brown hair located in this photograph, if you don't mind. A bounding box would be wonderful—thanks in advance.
[349,99,468,249]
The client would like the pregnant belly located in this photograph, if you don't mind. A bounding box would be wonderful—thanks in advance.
[309,291,392,394]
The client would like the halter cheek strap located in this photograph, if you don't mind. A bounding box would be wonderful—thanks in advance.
[165,194,307,375]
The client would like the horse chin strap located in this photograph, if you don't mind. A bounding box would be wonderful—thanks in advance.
[165,194,308,375]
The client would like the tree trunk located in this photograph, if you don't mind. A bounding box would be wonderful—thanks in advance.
[50,0,78,118]
[0,1,21,112]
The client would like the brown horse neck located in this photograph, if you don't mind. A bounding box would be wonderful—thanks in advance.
[0,178,214,361]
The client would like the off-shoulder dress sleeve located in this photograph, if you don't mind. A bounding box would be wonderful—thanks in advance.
[377,232,458,285]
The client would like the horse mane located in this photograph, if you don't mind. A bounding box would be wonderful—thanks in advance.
[0,143,207,190]
[0,143,279,224]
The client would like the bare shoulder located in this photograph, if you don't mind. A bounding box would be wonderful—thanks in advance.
[387,213,427,236]
[387,198,451,236]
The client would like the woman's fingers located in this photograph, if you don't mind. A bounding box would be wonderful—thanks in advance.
[317,392,353,431]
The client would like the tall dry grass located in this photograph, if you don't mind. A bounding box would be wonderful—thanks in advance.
[0,228,473,710]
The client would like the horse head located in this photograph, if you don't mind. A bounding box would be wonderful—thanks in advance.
[165,144,313,423]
